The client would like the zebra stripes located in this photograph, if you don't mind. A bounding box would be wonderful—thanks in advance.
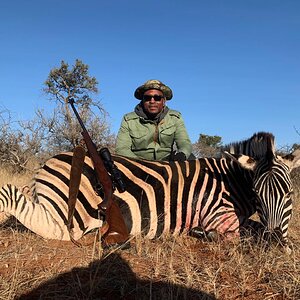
[113,156,255,239]
[253,158,293,233]
[222,132,300,248]
[1,133,299,248]
[0,153,102,240]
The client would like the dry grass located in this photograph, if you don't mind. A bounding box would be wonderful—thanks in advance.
[0,169,300,299]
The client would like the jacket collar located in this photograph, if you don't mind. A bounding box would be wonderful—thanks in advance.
[134,103,169,124]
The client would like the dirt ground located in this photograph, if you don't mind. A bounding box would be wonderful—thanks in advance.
[1,219,299,300]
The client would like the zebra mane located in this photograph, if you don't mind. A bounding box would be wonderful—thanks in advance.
[222,132,275,160]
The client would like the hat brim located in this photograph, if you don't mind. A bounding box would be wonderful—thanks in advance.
[134,84,173,100]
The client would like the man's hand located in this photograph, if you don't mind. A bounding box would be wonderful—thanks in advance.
[172,152,186,161]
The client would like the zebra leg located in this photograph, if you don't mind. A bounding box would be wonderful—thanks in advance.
[189,226,206,239]
[189,227,220,241]
[190,211,242,241]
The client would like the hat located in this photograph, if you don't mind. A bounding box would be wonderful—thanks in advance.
[134,79,173,100]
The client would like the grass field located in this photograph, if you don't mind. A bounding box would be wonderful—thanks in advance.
[0,168,300,300]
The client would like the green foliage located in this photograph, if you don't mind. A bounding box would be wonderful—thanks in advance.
[193,133,223,158]
[44,59,98,105]
[41,59,115,153]
[35,59,115,155]
[0,59,115,171]
[198,134,222,148]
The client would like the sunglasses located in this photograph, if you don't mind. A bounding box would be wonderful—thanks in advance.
[143,95,165,102]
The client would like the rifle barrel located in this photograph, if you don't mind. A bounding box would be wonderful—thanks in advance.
[68,99,87,131]
[68,98,113,211]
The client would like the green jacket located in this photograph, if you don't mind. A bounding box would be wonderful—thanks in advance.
[115,109,192,160]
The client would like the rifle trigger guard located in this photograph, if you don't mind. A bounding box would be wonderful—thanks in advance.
[93,183,103,196]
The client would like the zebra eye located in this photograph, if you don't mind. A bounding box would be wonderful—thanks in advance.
[252,187,259,193]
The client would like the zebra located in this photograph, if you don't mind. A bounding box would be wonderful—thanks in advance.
[0,132,299,251]
[221,132,300,249]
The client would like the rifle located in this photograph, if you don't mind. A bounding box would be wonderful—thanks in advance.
[68,98,125,214]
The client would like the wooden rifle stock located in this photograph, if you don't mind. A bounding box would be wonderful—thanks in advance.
[69,99,113,212]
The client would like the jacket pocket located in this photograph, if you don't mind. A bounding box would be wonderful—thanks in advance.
[160,125,176,148]
[130,131,149,149]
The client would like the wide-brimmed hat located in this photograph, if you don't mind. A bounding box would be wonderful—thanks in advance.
[134,79,173,100]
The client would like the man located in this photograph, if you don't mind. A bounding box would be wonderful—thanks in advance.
[116,79,192,161]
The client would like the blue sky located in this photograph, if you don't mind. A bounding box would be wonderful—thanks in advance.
[1,0,299,149]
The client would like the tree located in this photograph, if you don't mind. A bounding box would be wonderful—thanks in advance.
[277,143,300,156]
[193,133,222,158]
[5,59,115,171]
[0,109,38,172]
[38,59,115,154]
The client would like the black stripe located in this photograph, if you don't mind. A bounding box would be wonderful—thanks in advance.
[199,160,215,220]
[180,161,197,233]
[43,164,99,220]
[120,170,151,234]
[169,162,179,231]
[115,158,168,236]
[19,197,27,213]
[36,178,86,231]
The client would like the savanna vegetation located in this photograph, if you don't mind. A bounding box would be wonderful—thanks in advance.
[0,59,300,299]
[1,166,300,299]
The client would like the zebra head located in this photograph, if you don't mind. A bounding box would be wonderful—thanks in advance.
[225,139,300,248]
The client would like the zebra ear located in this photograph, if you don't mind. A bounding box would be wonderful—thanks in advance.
[223,151,257,170]
[280,149,300,170]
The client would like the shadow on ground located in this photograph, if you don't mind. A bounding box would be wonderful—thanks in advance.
[17,252,216,300]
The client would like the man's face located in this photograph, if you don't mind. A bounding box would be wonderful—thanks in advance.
[142,89,166,116]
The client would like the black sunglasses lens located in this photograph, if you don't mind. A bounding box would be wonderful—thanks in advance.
[153,95,163,101]
[143,95,163,102]
[143,95,152,101]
